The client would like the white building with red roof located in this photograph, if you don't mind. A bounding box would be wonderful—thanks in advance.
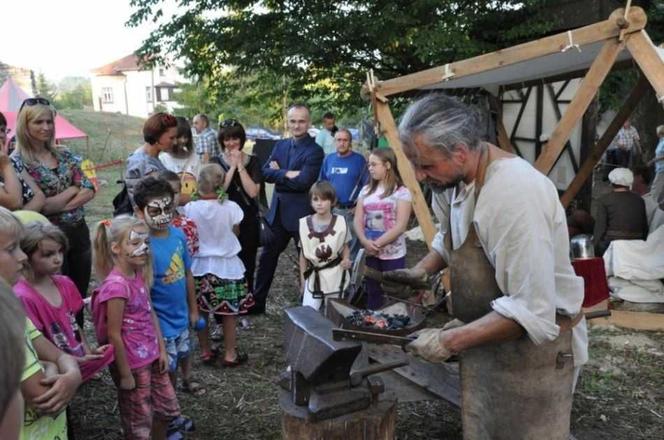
[91,54,186,118]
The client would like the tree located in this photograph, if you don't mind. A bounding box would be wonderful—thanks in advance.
[35,73,57,102]
[55,77,93,110]
[127,0,556,115]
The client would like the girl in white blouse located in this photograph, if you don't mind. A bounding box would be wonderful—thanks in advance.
[183,163,255,367]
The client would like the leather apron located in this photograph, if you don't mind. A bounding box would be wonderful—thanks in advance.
[444,147,575,440]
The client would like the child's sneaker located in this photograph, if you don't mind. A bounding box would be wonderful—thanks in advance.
[168,415,195,434]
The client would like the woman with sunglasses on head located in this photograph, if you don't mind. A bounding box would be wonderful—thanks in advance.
[0,111,45,212]
[211,119,263,295]
[12,97,95,324]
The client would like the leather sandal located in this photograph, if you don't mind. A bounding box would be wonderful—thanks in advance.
[220,351,248,368]
[200,350,216,365]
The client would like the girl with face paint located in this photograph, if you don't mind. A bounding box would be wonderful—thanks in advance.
[91,215,184,439]
[14,222,114,383]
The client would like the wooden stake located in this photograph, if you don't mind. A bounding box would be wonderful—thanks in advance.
[534,39,624,175]
[373,100,437,247]
[560,74,649,207]
[626,30,664,101]
[374,7,646,97]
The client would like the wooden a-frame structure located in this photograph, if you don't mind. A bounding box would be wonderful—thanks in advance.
[365,6,664,247]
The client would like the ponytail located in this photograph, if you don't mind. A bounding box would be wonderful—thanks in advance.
[93,220,114,282]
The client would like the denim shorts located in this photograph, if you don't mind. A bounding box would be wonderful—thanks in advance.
[164,328,191,372]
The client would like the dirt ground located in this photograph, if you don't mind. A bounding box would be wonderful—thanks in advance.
[70,240,663,440]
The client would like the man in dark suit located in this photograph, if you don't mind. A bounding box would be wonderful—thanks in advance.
[251,104,324,314]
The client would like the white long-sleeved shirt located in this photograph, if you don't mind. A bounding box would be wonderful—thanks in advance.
[431,157,588,365]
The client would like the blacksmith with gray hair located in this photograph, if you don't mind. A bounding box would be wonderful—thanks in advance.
[383,94,588,439]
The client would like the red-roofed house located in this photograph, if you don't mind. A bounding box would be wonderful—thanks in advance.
[91,54,185,118]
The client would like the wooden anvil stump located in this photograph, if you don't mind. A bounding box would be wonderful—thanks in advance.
[282,399,396,440]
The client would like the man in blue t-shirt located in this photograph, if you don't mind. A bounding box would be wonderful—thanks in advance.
[134,176,200,400]
[319,128,368,258]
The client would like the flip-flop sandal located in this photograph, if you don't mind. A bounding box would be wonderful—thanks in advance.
[168,415,195,433]
[220,351,248,368]
[200,350,216,365]
[182,379,206,396]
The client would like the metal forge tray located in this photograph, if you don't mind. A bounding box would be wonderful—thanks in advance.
[325,298,427,337]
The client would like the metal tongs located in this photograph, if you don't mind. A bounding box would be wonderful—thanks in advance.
[332,328,416,347]
[332,328,459,362]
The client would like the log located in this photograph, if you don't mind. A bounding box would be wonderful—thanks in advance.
[588,309,664,331]
[282,400,396,440]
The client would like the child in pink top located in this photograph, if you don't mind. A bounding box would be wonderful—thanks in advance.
[14,221,113,382]
[91,215,181,440]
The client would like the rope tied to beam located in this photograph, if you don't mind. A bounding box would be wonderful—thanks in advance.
[366,69,388,103]
[561,30,581,53]
[619,0,633,41]
[442,63,456,81]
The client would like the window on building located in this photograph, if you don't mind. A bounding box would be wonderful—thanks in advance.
[146,86,153,103]
[161,87,170,101]
[102,87,113,104]
[159,68,165,77]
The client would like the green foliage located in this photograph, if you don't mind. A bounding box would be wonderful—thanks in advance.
[55,77,92,110]
[127,0,554,118]
[35,72,57,102]
[153,103,169,113]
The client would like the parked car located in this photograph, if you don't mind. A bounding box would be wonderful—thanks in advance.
[245,127,281,140]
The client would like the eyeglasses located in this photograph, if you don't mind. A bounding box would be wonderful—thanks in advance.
[19,97,51,112]
[221,119,240,128]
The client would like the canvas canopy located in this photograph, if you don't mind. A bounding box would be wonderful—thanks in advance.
[0,78,87,141]
[366,6,664,246]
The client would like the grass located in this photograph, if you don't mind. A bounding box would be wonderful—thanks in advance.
[60,109,145,163]
[58,110,144,225]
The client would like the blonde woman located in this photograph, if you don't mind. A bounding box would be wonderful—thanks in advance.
[0,110,45,211]
[12,97,95,322]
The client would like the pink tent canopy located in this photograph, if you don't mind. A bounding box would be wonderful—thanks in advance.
[0,78,87,141]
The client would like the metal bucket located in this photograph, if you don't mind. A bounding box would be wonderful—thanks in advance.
[570,234,594,259]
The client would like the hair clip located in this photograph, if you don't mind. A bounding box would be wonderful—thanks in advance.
[100,219,112,228]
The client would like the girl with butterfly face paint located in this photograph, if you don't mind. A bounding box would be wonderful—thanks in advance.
[92,214,183,439]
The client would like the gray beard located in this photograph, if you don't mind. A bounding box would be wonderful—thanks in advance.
[427,178,461,193]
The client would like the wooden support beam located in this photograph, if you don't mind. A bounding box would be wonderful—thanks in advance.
[488,93,515,154]
[534,39,624,174]
[373,99,437,247]
[370,7,646,97]
[496,119,516,154]
[560,74,649,207]
[625,30,664,101]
